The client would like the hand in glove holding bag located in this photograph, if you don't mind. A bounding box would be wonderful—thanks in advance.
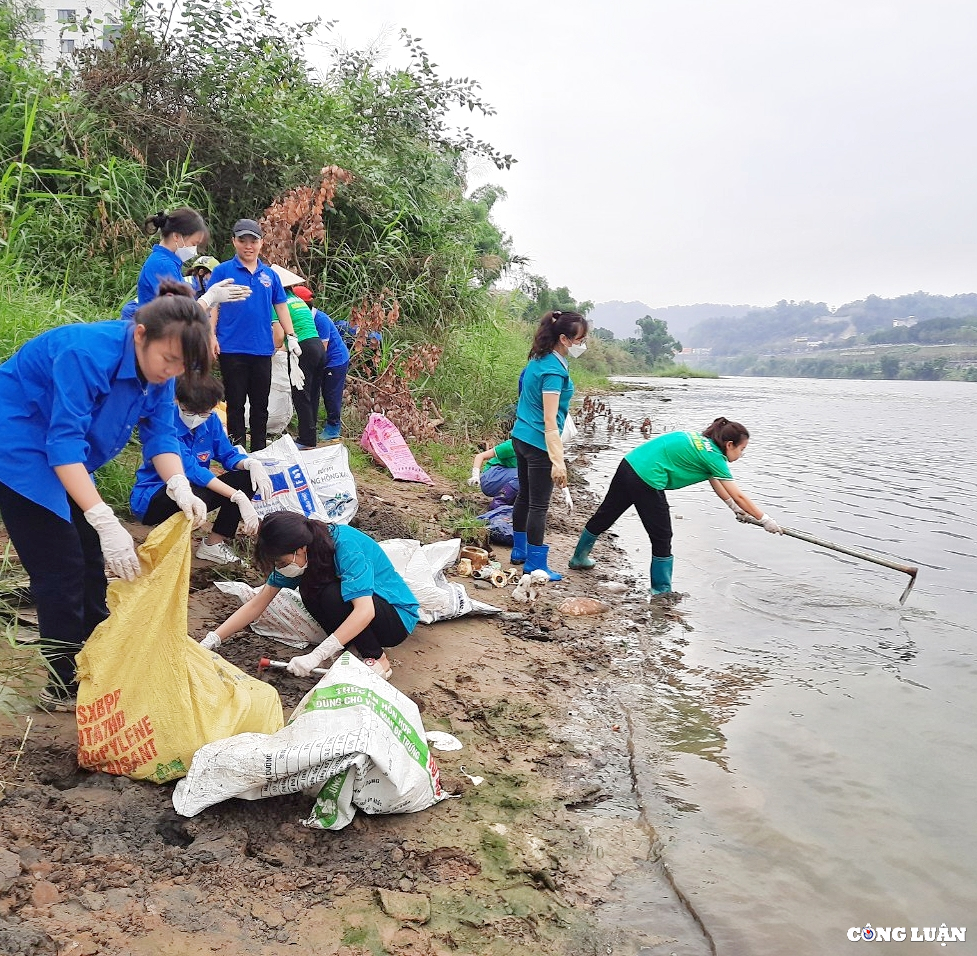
[199,278,251,309]
[165,474,208,528]
[241,457,273,499]
[200,631,222,651]
[230,490,260,535]
[84,503,141,581]
[545,428,567,487]
[286,634,345,677]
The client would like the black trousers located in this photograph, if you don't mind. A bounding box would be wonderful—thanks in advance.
[300,580,409,660]
[585,458,673,558]
[219,352,272,451]
[0,482,109,689]
[292,336,325,447]
[512,436,554,546]
[141,469,254,538]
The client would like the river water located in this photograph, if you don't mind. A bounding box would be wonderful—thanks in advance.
[578,377,976,955]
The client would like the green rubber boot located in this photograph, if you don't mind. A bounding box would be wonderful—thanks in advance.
[568,529,598,570]
[650,555,674,594]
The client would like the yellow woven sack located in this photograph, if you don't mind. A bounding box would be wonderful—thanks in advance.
[75,513,284,782]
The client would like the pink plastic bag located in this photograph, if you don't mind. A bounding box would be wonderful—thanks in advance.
[359,413,434,484]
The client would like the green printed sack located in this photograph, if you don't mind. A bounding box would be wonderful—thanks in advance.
[172,653,446,829]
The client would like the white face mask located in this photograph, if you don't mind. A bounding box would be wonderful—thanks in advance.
[179,409,209,430]
[175,243,198,263]
[567,341,588,358]
[277,561,305,579]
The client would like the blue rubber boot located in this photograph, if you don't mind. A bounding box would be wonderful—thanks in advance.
[650,555,674,594]
[568,529,598,570]
[524,543,562,582]
[510,530,527,565]
[319,422,341,442]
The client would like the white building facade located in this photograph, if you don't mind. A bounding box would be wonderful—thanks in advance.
[25,0,121,68]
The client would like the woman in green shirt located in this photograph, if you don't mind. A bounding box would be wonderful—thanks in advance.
[271,266,324,449]
[568,417,783,594]
[468,439,520,508]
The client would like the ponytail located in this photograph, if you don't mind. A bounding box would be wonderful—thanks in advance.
[528,310,587,360]
[143,206,209,244]
[701,416,750,451]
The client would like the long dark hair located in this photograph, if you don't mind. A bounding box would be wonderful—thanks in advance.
[255,512,339,590]
[529,310,587,360]
[143,207,209,244]
[701,417,750,455]
[134,281,212,378]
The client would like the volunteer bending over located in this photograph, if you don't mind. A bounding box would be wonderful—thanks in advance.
[568,417,782,594]
[129,375,274,565]
[0,282,213,706]
[204,512,419,680]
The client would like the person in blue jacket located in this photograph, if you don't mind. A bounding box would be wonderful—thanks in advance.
[291,285,350,442]
[203,512,419,681]
[121,209,248,321]
[207,219,304,452]
[510,309,588,581]
[130,375,275,565]
[0,282,213,707]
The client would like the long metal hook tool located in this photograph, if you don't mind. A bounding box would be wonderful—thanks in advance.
[745,519,919,605]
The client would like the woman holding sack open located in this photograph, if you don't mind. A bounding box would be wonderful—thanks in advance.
[510,309,589,581]
[567,417,783,594]
[202,512,419,681]
[0,282,214,708]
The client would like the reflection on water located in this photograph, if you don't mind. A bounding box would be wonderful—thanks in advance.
[583,377,977,956]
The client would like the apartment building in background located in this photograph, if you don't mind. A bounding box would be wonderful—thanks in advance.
[24,0,121,68]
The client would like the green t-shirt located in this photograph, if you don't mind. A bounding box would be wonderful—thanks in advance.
[484,439,517,471]
[284,294,318,341]
[624,430,733,490]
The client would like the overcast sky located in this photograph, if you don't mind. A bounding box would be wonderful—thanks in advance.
[274,0,977,310]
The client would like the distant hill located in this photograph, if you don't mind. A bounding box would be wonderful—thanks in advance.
[588,300,752,342]
[688,292,977,355]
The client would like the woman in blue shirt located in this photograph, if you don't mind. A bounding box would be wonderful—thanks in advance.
[130,375,274,565]
[121,209,248,321]
[510,310,588,581]
[0,282,213,707]
[203,512,419,681]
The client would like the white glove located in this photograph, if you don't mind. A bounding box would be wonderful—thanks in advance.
[466,467,480,487]
[165,474,208,528]
[724,498,748,518]
[758,513,783,534]
[241,457,273,499]
[563,486,574,514]
[84,503,141,581]
[285,333,303,360]
[230,490,260,535]
[286,634,344,677]
[288,358,306,390]
[199,278,252,308]
[201,631,222,650]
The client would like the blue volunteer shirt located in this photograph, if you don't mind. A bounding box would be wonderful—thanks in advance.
[129,407,248,519]
[208,256,286,356]
[312,308,350,368]
[0,320,180,520]
[511,352,574,451]
[267,524,420,634]
[121,244,186,321]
